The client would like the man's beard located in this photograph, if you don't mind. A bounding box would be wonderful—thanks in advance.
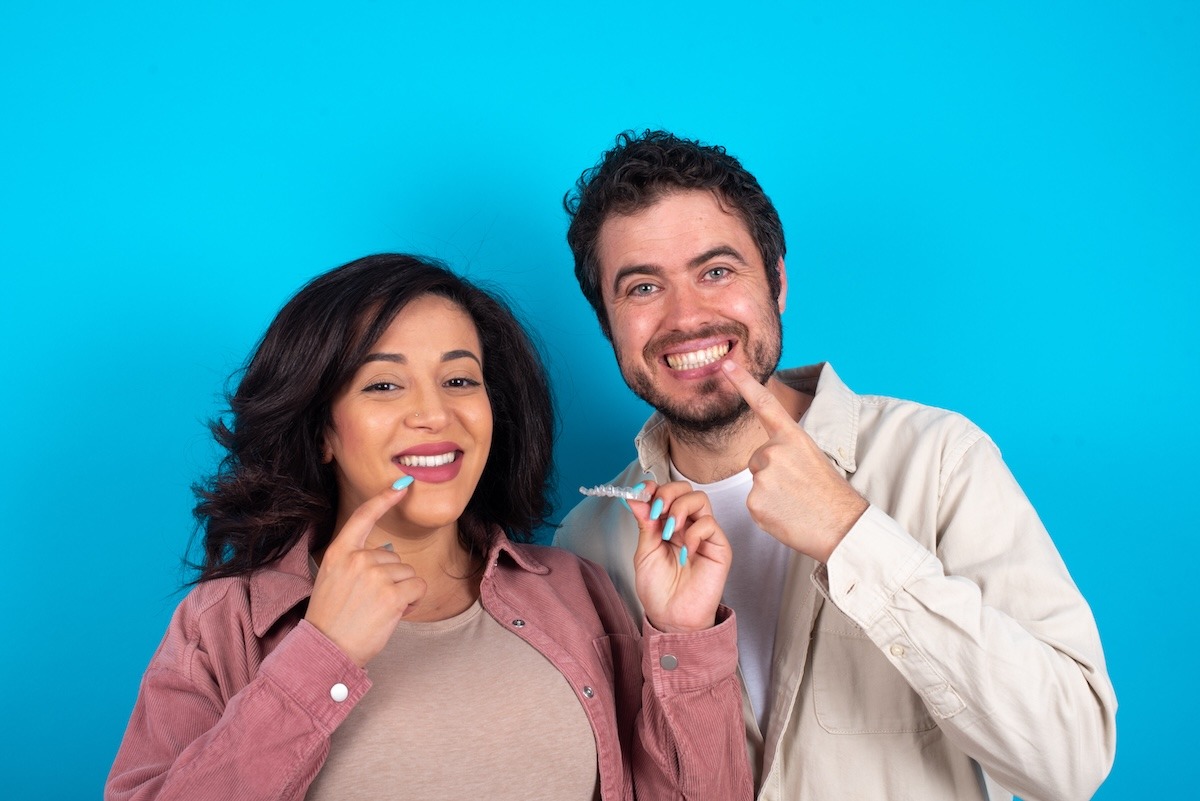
[619,316,783,447]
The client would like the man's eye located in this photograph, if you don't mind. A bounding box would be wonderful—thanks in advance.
[706,267,729,280]
[629,283,657,296]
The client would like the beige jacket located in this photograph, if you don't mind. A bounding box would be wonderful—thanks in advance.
[555,363,1116,801]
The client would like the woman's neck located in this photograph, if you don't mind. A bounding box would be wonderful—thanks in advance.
[320,518,483,622]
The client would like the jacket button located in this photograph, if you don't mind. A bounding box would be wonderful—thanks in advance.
[582,686,594,698]
[890,644,906,658]
[512,619,525,627]
[330,683,349,702]
[660,654,678,670]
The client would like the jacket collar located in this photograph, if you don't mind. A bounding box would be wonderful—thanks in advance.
[248,532,318,638]
[633,361,861,480]
[245,528,551,637]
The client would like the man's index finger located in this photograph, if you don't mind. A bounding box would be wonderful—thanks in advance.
[720,360,794,434]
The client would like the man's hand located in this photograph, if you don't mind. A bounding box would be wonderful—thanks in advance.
[630,481,732,633]
[721,360,868,562]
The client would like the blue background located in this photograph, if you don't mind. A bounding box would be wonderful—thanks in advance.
[1,2,1195,797]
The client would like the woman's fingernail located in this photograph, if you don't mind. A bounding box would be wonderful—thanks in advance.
[379,542,394,551]
[393,476,414,490]
[679,546,688,567]
[661,516,676,541]
[631,482,646,493]
[650,498,664,521]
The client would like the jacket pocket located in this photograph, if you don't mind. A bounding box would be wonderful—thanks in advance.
[810,604,936,734]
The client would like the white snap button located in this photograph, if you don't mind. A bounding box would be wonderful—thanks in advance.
[889,644,906,658]
[512,619,525,628]
[330,682,349,702]
[582,686,594,698]
[660,654,678,670]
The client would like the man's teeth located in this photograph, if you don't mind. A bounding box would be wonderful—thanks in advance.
[398,452,457,467]
[665,343,730,370]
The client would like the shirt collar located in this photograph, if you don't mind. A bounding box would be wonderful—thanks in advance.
[633,361,861,478]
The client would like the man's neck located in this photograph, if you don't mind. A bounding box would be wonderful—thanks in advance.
[667,375,812,484]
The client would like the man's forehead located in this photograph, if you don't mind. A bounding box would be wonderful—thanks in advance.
[596,189,756,271]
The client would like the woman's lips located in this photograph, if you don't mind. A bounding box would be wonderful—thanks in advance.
[393,444,464,484]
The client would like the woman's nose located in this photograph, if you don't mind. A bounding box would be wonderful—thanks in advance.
[404,389,449,428]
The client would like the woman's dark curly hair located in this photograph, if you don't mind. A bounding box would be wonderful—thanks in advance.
[564,129,786,340]
[192,253,555,582]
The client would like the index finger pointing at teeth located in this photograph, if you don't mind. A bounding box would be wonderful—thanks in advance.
[720,360,794,435]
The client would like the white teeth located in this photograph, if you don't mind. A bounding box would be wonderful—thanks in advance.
[398,452,457,467]
[665,342,730,370]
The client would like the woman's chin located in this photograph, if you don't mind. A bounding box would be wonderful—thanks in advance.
[389,502,471,537]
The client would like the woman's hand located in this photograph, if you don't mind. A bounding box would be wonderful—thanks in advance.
[630,481,732,634]
[304,480,427,667]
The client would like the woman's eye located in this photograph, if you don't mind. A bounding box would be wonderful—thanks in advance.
[364,381,400,392]
[445,377,482,389]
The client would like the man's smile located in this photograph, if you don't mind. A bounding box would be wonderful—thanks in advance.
[664,341,731,371]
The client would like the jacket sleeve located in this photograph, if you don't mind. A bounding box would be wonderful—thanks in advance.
[631,606,753,801]
[106,616,370,801]
[816,434,1117,801]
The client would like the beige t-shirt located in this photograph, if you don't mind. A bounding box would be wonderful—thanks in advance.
[305,600,599,800]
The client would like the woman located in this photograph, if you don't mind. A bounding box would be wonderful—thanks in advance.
[107,254,750,800]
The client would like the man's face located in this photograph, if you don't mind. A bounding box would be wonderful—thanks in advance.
[596,189,786,434]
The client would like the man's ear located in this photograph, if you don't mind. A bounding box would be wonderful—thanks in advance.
[776,257,788,313]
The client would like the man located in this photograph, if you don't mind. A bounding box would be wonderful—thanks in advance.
[554,130,1116,801]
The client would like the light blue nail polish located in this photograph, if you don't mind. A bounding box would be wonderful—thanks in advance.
[661,516,676,541]
[650,498,663,521]
[631,481,646,494]
[679,546,688,567]
[392,476,414,490]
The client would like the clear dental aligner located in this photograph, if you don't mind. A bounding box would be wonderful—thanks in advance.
[578,483,652,502]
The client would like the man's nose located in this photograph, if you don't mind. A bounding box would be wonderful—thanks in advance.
[662,281,714,331]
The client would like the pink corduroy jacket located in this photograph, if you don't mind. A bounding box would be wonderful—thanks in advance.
[107,532,751,800]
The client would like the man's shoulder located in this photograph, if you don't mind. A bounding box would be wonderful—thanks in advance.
[856,390,989,450]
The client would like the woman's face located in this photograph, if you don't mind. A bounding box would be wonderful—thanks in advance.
[324,294,493,535]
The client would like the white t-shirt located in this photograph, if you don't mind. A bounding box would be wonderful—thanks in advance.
[670,462,792,736]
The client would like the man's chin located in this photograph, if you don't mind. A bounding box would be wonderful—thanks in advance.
[624,366,755,434]
[657,398,751,435]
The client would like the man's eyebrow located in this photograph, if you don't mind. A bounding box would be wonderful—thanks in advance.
[610,247,751,295]
[689,245,748,268]
[611,264,663,296]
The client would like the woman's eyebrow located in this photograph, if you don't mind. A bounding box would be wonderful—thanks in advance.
[360,350,481,366]
[442,349,482,366]
[362,352,406,364]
